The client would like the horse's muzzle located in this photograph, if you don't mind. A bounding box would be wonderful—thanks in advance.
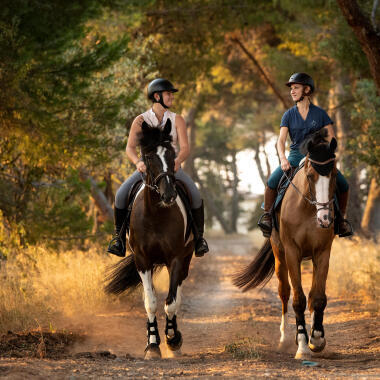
[161,191,177,206]
[317,215,333,229]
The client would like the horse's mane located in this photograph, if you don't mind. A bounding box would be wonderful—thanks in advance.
[299,128,329,156]
[138,121,173,153]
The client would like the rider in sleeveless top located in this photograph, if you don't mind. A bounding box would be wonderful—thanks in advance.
[107,78,209,257]
[258,73,353,238]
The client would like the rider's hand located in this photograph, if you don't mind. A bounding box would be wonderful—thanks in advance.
[136,160,146,173]
[280,157,291,171]
[174,158,181,172]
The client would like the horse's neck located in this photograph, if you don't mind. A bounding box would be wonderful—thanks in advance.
[143,180,161,213]
[289,169,312,209]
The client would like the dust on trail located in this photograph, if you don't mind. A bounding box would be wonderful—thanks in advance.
[0,235,379,379]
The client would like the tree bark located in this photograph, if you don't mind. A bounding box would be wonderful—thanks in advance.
[331,73,363,232]
[183,106,199,178]
[230,152,239,233]
[192,170,233,233]
[361,178,380,238]
[337,0,380,94]
[79,171,113,222]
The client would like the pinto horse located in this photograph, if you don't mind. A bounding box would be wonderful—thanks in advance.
[105,119,194,359]
[234,129,338,359]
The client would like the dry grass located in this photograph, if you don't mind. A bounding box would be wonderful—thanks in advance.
[0,245,125,334]
[328,237,379,307]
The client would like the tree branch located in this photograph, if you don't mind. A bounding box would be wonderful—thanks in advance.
[230,37,292,109]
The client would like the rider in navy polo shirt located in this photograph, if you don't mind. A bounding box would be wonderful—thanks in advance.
[258,73,353,238]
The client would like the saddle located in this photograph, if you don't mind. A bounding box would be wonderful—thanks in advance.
[271,161,340,234]
[123,179,193,242]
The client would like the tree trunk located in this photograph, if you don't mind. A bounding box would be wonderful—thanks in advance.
[361,177,380,238]
[230,152,239,233]
[337,0,380,95]
[192,170,233,233]
[79,171,113,222]
[183,106,199,178]
[330,73,363,232]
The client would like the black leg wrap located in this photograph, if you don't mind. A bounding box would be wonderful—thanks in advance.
[146,317,161,346]
[310,325,325,339]
[165,315,183,351]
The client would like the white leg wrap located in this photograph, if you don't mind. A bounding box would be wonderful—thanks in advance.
[295,326,309,359]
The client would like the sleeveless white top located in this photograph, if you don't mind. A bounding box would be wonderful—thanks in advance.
[141,109,178,154]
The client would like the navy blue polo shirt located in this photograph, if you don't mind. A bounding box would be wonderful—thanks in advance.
[280,103,333,150]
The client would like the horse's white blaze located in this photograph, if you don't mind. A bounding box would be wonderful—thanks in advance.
[165,285,182,333]
[157,146,170,185]
[280,313,288,343]
[139,270,158,344]
[315,175,330,226]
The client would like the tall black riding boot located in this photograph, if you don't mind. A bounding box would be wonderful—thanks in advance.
[107,207,128,257]
[337,190,353,238]
[192,201,209,257]
[257,186,277,238]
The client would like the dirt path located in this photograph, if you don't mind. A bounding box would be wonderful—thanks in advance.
[1,235,379,378]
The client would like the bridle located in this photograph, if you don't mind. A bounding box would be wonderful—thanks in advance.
[140,150,176,194]
[141,171,176,194]
[283,156,336,213]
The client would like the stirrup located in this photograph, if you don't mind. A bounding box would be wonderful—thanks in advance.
[338,219,353,238]
[195,237,209,257]
[258,213,272,238]
[107,235,126,257]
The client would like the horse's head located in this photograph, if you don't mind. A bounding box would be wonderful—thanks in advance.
[300,129,337,228]
[139,119,177,206]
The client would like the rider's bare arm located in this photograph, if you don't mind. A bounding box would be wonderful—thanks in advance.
[174,115,190,171]
[126,115,146,172]
[277,127,291,171]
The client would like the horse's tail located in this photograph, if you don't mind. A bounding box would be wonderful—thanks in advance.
[232,239,275,292]
[104,254,142,295]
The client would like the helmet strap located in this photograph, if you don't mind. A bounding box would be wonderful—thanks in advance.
[295,87,309,104]
[153,92,169,109]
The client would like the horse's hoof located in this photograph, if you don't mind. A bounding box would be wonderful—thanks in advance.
[309,337,326,353]
[166,330,182,351]
[294,350,311,360]
[144,343,161,360]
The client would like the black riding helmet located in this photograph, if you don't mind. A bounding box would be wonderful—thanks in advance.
[286,73,315,94]
[147,78,178,109]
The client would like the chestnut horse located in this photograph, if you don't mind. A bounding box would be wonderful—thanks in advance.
[234,129,338,359]
[105,119,194,359]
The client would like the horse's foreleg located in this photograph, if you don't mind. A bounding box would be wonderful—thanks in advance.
[164,258,186,353]
[308,249,330,353]
[273,246,291,348]
[138,269,161,359]
[286,251,308,359]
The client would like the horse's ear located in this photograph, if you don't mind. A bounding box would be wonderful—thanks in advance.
[163,118,172,136]
[307,140,313,153]
[141,120,150,133]
[329,137,337,153]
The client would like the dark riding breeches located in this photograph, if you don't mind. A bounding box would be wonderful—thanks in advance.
[115,168,202,209]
